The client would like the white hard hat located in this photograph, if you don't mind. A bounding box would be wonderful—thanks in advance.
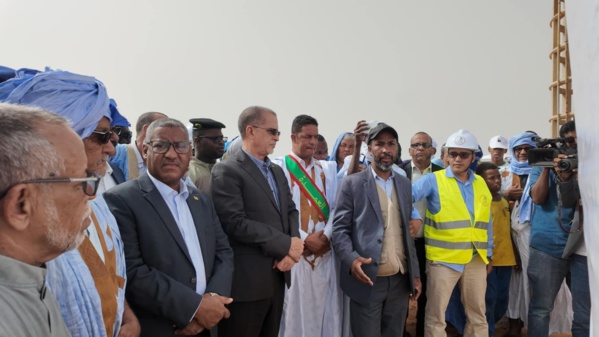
[445,129,480,152]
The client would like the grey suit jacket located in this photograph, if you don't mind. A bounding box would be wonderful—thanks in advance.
[211,150,300,302]
[332,168,420,305]
[104,173,234,337]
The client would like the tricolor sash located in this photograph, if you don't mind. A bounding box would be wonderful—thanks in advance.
[285,155,330,222]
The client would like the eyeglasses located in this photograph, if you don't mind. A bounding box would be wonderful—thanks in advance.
[513,146,532,153]
[23,173,101,196]
[111,126,123,136]
[564,136,576,144]
[197,136,228,143]
[146,140,191,154]
[91,130,114,144]
[251,125,281,137]
[119,131,133,143]
[410,142,433,149]
[447,151,472,159]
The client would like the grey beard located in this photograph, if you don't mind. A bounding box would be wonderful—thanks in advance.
[375,160,393,172]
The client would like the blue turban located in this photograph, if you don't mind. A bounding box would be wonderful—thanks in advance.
[509,132,537,175]
[109,99,130,127]
[0,66,16,83]
[1,68,110,139]
[0,67,41,100]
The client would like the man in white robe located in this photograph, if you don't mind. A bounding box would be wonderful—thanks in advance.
[273,114,343,337]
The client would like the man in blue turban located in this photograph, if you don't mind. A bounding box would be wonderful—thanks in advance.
[1,68,140,337]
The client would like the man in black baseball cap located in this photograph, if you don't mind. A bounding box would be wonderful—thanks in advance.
[188,118,227,193]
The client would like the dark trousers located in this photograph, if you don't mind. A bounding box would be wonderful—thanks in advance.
[350,272,410,337]
[218,278,285,337]
[414,238,427,337]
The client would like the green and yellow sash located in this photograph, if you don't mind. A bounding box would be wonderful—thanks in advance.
[285,155,330,222]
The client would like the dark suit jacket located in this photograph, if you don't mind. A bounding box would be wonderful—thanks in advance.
[399,160,444,181]
[109,162,126,185]
[104,173,234,337]
[210,150,300,302]
[332,168,420,305]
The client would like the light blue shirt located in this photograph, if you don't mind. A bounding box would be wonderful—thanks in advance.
[412,167,493,272]
[370,167,421,220]
[243,149,280,208]
[147,173,207,295]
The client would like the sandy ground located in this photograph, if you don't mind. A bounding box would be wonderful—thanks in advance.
[405,301,572,337]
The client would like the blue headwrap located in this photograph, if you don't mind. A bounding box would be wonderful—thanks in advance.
[0,67,41,100]
[109,99,130,127]
[469,145,484,171]
[1,68,110,139]
[509,132,537,175]
[328,132,353,166]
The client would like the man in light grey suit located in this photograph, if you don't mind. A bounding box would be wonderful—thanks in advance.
[332,123,422,337]
[104,118,234,337]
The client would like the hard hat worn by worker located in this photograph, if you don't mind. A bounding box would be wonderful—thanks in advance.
[445,129,480,152]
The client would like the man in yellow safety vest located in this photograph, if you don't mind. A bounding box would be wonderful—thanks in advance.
[412,129,493,337]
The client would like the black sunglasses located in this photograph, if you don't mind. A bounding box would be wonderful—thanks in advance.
[23,173,101,196]
[251,125,281,137]
[564,136,576,144]
[447,151,472,159]
[91,130,114,144]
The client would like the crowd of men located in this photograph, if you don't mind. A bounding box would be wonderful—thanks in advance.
[0,65,589,337]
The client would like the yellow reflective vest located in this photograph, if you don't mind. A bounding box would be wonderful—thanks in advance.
[424,171,491,264]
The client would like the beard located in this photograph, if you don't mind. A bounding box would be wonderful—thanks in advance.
[374,154,396,172]
[45,199,89,252]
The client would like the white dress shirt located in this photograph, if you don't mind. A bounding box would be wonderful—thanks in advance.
[148,172,207,294]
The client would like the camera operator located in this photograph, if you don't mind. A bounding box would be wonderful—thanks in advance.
[527,120,589,337]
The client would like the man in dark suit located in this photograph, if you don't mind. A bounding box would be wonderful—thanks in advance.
[211,106,303,337]
[399,131,443,337]
[333,123,422,337]
[104,118,234,337]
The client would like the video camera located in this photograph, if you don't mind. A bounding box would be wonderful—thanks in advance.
[528,137,577,171]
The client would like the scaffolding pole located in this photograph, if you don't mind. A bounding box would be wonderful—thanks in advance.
[549,0,574,137]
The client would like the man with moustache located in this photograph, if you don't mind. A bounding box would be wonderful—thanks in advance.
[412,129,493,337]
[0,104,97,336]
[105,118,234,337]
[399,131,443,337]
[211,106,303,337]
[188,118,227,193]
[0,68,140,337]
[272,115,342,337]
[333,123,421,337]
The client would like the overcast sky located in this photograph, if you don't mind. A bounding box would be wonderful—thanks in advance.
[2,0,552,158]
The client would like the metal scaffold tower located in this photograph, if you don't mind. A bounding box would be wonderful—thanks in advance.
[549,0,574,137]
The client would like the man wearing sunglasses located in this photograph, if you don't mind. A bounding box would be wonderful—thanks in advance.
[0,104,95,336]
[211,106,302,337]
[105,118,234,337]
[398,131,444,337]
[1,68,140,337]
[188,118,227,194]
[412,129,493,337]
